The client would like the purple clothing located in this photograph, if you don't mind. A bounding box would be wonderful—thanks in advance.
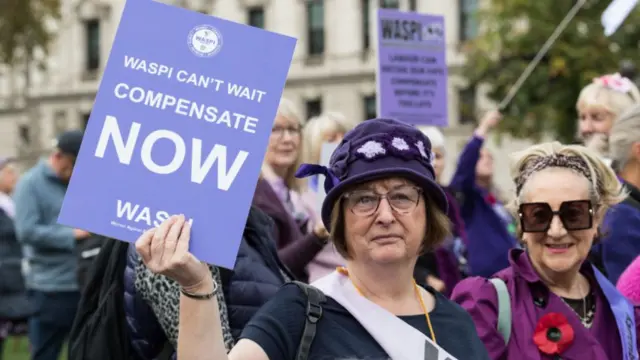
[451,249,640,360]
[449,135,517,277]
[252,177,324,281]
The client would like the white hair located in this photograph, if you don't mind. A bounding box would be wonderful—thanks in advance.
[610,104,640,170]
[420,126,446,150]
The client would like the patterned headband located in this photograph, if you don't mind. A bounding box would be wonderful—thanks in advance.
[515,154,597,195]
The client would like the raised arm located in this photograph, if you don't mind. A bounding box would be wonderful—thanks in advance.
[449,111,502,192]
[135,215,270,360]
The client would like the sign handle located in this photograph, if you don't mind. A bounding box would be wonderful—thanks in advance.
[498,0,587,110]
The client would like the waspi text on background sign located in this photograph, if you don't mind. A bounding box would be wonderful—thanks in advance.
[376,9,448,127]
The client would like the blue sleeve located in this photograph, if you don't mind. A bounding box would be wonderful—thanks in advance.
[449,135,484,192]
[239,284,307,360]
[600,204,640,284]
[12,178,75,250]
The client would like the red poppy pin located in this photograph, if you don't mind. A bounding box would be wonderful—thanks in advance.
[485,193,497,205]
[533,312,575,355]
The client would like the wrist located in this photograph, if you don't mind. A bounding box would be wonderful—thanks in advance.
[474,126,488,138]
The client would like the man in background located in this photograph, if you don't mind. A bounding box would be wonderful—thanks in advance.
[13,130,90,360]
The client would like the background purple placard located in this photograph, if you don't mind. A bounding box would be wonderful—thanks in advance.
[58,0,296,269]
[376,9,448,126]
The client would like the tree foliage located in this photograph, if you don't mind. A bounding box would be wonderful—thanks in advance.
[0,0,61,67]
[462,0,640,142]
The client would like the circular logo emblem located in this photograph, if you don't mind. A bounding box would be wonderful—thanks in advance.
[188,25,223,57]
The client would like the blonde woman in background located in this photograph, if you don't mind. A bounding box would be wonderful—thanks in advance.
[576,73,640,159]
[590,104,640,284]
[252,98,329,282]
[300,112,357,282]
[453,142,638,360]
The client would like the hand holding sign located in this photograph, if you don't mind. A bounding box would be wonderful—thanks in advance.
[136,215,210,291]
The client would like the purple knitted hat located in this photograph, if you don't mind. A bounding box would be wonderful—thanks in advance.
[295,118,448,229]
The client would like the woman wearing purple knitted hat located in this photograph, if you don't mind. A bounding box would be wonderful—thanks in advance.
[133,118,489,360]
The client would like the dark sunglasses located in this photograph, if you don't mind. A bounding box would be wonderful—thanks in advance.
[518,200,593,233]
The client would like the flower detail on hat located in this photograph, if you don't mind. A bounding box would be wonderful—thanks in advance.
[391,137,409,151]
[416,141,428,159]
[594,73,634,93]
[357,140,386,159]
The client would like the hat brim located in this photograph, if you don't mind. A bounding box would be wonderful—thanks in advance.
[321,167,449,230]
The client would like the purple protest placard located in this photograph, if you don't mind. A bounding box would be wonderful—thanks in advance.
[58,0,296,268]
[376,9,448,126]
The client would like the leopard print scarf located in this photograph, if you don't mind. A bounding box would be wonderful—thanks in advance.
[134,258,235,353]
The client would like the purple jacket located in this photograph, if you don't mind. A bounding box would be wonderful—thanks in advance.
[252,178,324,281]
[452,249,640,360]
[449,135,517,277]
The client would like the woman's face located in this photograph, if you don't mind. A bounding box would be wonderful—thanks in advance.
[475,148,494,179]
[0,163,18,194]
[432,147,445,182]
[520,168,598,276]
[265,114,301,170]
[578,104,615,141]
[342,177,426,264]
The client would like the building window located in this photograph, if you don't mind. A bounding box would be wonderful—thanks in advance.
[18,125,31,145]
[247,6,265,28]
[362,0,370,50]
[460,0,478,42]
[84,19,101,71]
[53,110,67,135]
[305,98,322,119]
[307,1,325,56]
[409,0,417,11]
[82,113,91,129]
[364,95,376,120]
[380,0,399,8]
[459,86,476,124]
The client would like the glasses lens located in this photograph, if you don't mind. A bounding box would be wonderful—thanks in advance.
[348,191,379,215]
[388,187,420,212]
[520,203,553,232]
[559,200,592,231]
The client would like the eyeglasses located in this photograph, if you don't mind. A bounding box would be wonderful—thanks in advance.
[343,186,423,217]
[271,126,301,139]
[518,200,593,233]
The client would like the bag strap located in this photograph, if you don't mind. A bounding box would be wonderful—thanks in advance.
[292,281,326,360]
[488,278,512,345]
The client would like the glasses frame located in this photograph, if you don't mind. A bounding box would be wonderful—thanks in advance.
[343,186,423,217]
[518,200,594,233]
[271,126,301,140]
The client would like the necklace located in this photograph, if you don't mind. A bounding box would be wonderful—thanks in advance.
[558,281,594,328]
[336,266,436,343]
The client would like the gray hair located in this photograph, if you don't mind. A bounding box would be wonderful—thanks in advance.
[610,104,640,171]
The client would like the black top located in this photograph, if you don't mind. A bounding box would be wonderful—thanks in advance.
[240,282,490,360]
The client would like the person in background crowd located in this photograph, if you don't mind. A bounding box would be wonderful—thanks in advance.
[0,158,32,359]
[453,142,638,360]
[617,254,640,304]
[576,73,640,161]
[137,118,490,360]
[124,206,294,359]
[253,98,329,281]
[417,126,469,295]
[590,104,640,284]
[13,130,91,360]
[301,111,356,282]
[449,111,517,277]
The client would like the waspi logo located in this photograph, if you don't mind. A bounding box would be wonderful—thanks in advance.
[188,24,223,57]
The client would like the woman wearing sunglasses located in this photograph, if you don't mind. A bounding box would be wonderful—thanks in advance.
[452,142,639,360]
